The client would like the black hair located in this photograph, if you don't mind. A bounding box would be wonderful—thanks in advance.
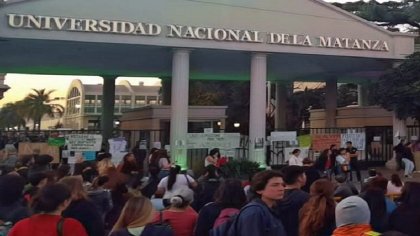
[292,149,300,154]
[281,166,305,185]
[82,168,97,183]
[209,148,220,157]
[33,154,53,165]
[360,188,387,232]
[204,165,218,179]
[400,182,420,207]
[329,144,336,149]
[346,141,352,145]
[214,179,247,209]
[96,176,109,187]
[368,169,377,177]
[338,148,347,154]
[251,170,283,197]
[167,165,181,191]
[390,174,403,187]
[96,152,112,162]
[28,172,48,187]
[0,174,26,205]
[56,164,71,180]
[31,183,71,213]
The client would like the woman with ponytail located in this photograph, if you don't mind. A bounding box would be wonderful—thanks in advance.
[110,196,172,236]
[153,186,198,236]
[155,165,197,207]
[9,184,87,236]
[299,179,336,236]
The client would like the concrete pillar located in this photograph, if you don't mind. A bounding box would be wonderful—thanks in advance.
[170,49,190,170]
[0,74,10,99]
[101,76,116,147]
[357,84,369,106]
[249,53,267,168]
[393,112,407,146]
[275,82,288,130]
[161,77,172,105]
[325,78,337,128]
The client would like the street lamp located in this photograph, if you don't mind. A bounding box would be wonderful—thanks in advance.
[234,122,240,128]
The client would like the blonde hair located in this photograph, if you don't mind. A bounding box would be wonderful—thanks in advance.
[59,176,88,200]
[97,158,115,176]
[111,196,154,232]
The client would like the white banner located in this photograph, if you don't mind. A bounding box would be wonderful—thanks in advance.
[66,134,103,152]
[186,133,240,150]
[270,131,297,142]
[341,133,366,150]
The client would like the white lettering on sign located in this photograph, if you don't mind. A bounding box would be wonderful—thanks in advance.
[7,14,390,52]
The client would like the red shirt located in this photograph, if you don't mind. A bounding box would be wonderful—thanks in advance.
[153,207,198,236]
[9,214,88,236]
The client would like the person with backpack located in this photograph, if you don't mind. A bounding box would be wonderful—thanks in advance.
[226,170,287,236]
[8,183,88,236]
[109,195,173,236]
[194,178,246,236]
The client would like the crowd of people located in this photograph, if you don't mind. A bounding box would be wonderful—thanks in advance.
[0,142,419,236]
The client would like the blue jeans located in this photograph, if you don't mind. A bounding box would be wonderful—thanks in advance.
[402,158,415,176]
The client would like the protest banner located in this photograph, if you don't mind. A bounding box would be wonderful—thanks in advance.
[18,142,60,163]
[66,134,102,151]
[311,134,341,152]
[341,133,366,150]
[270,131,297,142]
[298,135,312,148]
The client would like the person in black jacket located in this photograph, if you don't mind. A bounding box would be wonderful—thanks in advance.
[194,178,246,236]
[0,174,30,224]
[59,176,105,236]
[276,166,309,236]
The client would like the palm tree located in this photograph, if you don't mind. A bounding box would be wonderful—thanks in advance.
[24,89,64,130]
[0,102,27,130]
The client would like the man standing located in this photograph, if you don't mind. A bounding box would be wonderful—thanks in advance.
[346,141,361,182]
[276,166,309,236]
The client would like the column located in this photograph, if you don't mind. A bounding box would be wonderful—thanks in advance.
[249,53,267,168]
[170,49,190,170]
[101,76,116,147]
[393,112,407,146]
[357,84,369,106]
[275,82,288,130]
[161,77,172,105]
[325,78,337,128]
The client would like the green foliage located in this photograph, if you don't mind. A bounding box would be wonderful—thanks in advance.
[338,83,358,107]
[374,52,420,121]
[221,159,261,179]
[333,0,420,32]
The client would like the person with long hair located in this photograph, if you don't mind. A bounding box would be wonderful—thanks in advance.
[387,174,404,195]
[110,196,172,236]
[59,176,104,236]
[299,179,336,236]
[194,179,247,236]
[9,183,88,236]
[155,165,197,207]
[360,187,390,233]
[389,182,420,235]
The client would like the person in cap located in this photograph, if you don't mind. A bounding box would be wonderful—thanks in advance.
[332,196,378,236]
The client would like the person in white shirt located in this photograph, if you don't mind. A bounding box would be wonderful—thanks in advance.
[155,165,197,207]
[288,149,303,166]
[387,173,404,195]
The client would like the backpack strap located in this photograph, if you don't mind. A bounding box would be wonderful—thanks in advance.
[232,202,269,234]
[56,217,65,236]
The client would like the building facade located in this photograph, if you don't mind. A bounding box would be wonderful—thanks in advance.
[63,79,160,129]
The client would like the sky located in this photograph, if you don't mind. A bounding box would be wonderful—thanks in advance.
[0,74,161,107]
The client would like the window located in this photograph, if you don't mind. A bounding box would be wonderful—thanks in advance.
[115,95,120,104]
[147,96,157,104]
[135,96,146,105]
[84,95,95,105]
[84,107,95,113]
[122,95,132,105]
[97,95,102,105]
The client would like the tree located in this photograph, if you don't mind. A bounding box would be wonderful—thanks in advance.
[24,89,64,130]
[0,102,27,129]
[374,52,420,121]
[337,83,358,107]
[333,0,420,33]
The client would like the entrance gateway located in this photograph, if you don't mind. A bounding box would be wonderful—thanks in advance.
[0,0,415,169]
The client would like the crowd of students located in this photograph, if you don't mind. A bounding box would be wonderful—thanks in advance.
[0,145,419,236]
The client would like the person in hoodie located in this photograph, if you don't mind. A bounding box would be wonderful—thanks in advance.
[234,170,287,236]
[0,174,30,224]
[332,196,377,236]
[276,165,309,236]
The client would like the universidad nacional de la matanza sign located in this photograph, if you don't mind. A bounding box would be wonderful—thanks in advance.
[7,14,390,52]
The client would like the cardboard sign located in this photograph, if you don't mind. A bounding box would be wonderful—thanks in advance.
[18,142,60,163]
[311,134,341,152]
